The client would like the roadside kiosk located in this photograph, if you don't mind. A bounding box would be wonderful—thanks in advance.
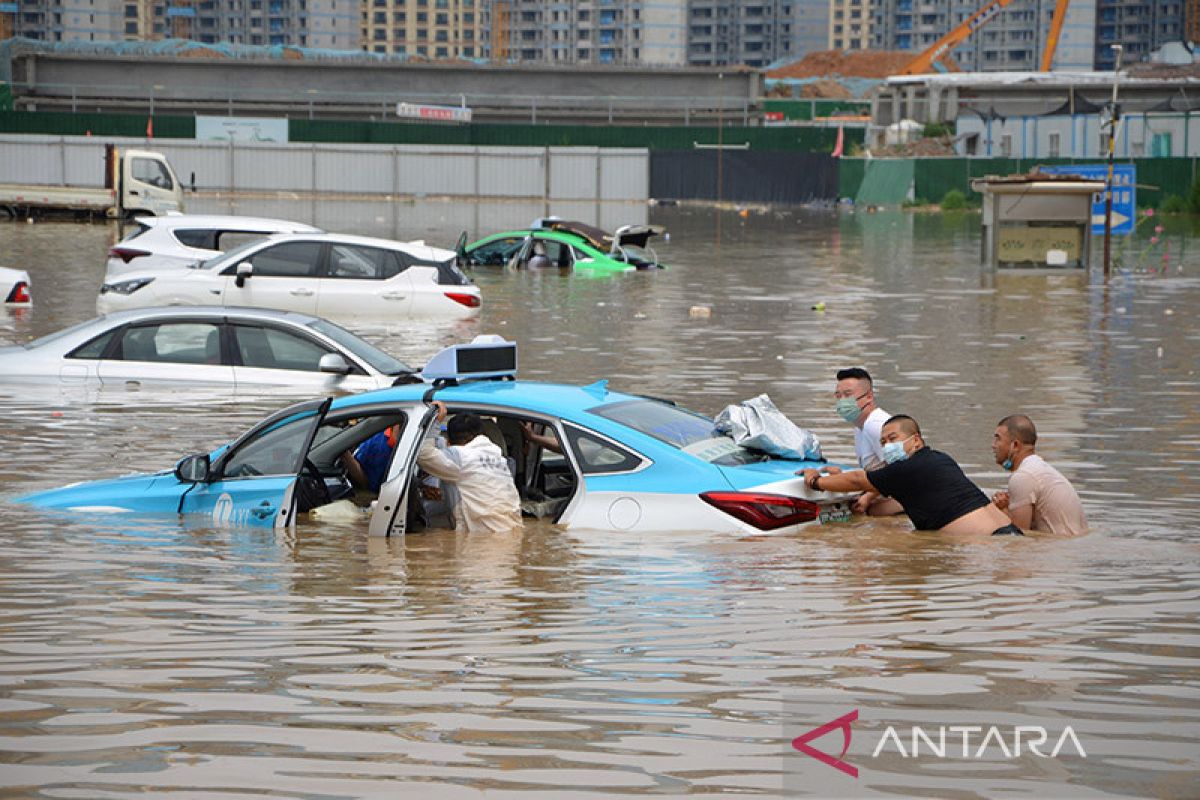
[971,173,1106,271]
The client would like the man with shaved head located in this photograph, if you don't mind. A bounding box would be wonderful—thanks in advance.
[799,415,1022,536]
[991,414,1088,536]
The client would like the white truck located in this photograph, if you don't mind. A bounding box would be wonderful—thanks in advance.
[0,145,184,219]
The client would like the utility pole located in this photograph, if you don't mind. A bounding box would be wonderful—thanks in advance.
[1103,44,1124,278]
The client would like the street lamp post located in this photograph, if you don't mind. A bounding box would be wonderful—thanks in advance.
[1102,44,1124,278]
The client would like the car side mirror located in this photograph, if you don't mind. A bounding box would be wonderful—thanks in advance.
[174,453,210,483]
[234,261,253,288]
[318,353,351,375]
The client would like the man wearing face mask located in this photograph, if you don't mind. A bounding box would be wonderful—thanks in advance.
[799,415,1022,536]
[833,367,902,515]
[990,414,1088,536]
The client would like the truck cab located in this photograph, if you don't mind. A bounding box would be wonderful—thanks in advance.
[113,148,184,217]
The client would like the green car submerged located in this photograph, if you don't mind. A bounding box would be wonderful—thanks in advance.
[460,218,667,274]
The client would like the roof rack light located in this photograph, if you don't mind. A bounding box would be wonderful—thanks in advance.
[420,335,517,383]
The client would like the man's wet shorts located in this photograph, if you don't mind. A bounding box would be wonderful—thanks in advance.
[991,523,1025,536]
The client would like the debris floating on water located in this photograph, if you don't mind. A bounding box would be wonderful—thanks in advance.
[689,305,712,318]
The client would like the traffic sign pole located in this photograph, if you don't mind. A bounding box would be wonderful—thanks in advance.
[1104,44,1124,278]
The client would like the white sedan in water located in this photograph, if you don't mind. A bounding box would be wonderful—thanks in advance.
[0,306,421,391]
[97,233,481,319]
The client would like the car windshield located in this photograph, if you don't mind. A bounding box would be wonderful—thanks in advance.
[198,238,262,269]
[589,399,767,466]
[307,318,414,376]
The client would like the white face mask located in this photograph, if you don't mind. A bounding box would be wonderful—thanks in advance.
[881,436,914,464]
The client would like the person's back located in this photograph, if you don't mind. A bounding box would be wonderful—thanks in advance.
[868,446,1000,534]
[445,434,522,534]
[417,407,522,534]
[1008,454,1088,536]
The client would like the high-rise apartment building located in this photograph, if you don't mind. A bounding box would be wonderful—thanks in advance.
[687,0,828,67]
[479,0,686,65]
[361,0,481,58]
[5,0,358,48]
[829,0,873,50]
[872,0,1098,70]
[4,0,124,41]
[1094,0,1183,68]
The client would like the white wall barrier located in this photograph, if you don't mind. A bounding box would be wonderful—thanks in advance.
[0,135,650,202]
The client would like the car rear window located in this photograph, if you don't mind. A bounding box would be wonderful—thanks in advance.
[119,221,152,242]
[173,229,218,249]
[588,399,765,466]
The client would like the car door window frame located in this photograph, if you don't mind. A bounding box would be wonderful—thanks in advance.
[101,319,226,365]
[229,322,367,375]
[561,421,650,476]
[212,397,332,481]
[221,241,327,277]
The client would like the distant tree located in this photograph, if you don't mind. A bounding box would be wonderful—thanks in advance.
[940,189,967,210]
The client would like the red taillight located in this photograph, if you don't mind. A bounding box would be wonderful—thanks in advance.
[108,246,151,264]
[7,281,31,304]
[700,491,820,531]
[444,291,481,308]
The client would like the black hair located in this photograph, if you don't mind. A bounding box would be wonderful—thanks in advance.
[447,412,483,443]
[998,414,1037,446]
[882,414,921,437]
[836,367,873,385]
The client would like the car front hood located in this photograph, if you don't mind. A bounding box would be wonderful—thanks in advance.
[16,471,174,512]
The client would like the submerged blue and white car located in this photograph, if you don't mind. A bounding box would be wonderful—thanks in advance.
[17,339,853,535]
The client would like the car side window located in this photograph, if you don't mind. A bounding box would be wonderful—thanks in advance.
[543,240,573,268]
[562,424,644,475]
[221,415,314,479]
[327,244,394,280]
[248,242,323,277]
[173,229,219,249]
[470,237,522,266]
[217,231,272,252]
[111,322,223,365]
[232,324,337,372]
[67,329,118,360]
[130,158,174,190]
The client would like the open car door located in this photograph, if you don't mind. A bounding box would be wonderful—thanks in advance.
[369,403,438,538]
[181,397,333,528]
[612,224,666,267]
[503,235,535,271]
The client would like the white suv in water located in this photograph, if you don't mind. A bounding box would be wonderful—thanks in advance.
[106,214,322,278]
[97,232,481,320]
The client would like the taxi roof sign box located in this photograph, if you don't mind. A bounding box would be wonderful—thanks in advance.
[421,335,517,383]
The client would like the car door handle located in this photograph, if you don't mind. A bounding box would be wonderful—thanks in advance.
[290,288,314,296]
[208,288,221,295]
[129,189,140,196]
[382,292,406,300]
[251,501,276,520]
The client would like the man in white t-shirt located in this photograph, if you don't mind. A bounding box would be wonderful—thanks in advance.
[834,367,902,516]
[990,414,1088,536]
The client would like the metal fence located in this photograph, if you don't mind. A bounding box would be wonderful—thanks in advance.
[0,135,650,202]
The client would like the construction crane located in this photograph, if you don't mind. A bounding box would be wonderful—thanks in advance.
[899,0,1017,75]
[1041,0,1071,71]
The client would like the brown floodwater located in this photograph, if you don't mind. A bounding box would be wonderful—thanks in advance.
[0,199,1197,798]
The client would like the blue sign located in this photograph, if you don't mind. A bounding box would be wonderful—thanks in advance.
[1041,164,1136,235]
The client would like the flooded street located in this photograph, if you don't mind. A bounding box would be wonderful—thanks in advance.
[1,199,1198,798]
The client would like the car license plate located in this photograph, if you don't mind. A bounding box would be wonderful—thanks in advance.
[819,504,852,524]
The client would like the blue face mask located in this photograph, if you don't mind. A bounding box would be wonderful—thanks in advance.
[882,437,912,464]
[1002,457,1014,471]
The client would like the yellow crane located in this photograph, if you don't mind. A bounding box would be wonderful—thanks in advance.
[1040,0,1071,71]
[900,0,1018,75]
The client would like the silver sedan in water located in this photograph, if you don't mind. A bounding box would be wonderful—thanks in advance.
[0,306,420,391]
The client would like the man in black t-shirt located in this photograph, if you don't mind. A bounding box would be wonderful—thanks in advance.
[798,415,1023,536]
